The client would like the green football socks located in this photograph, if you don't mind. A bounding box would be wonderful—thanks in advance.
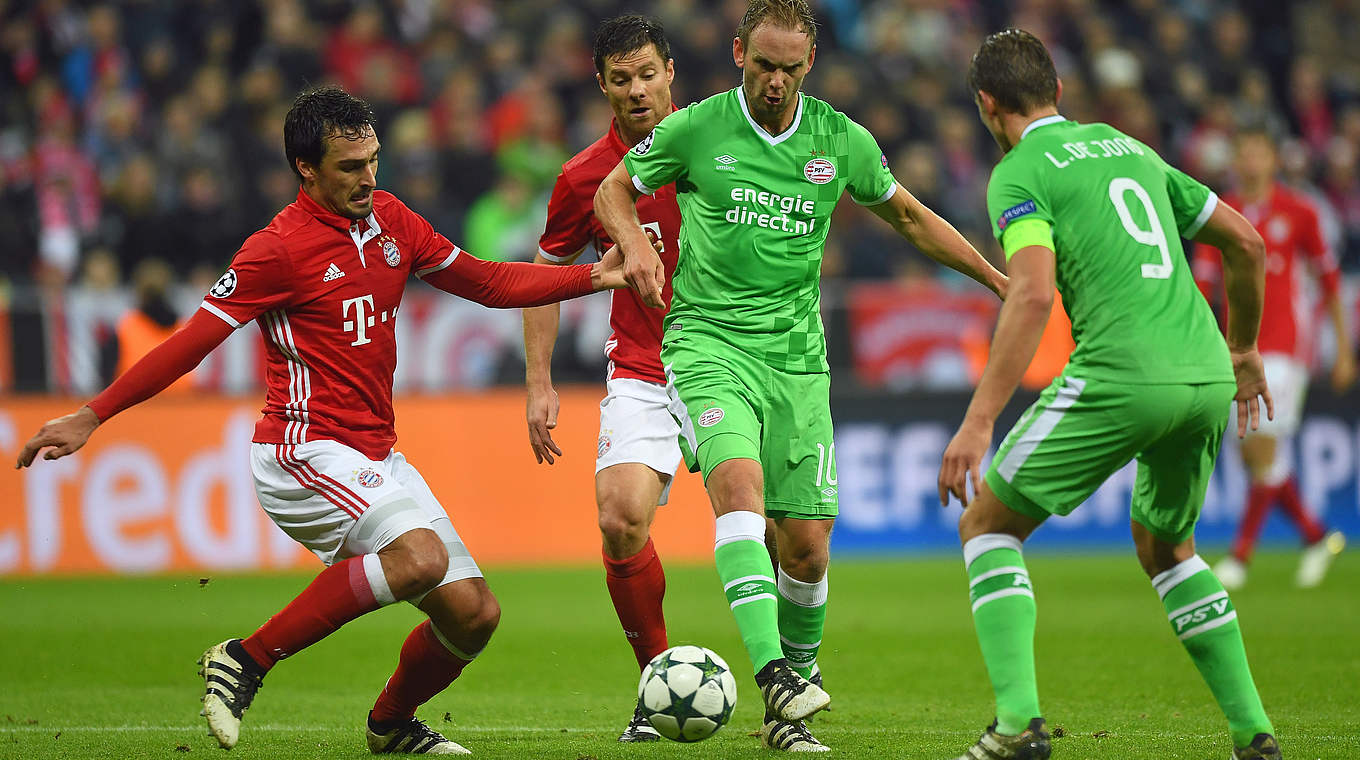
[1153,555,1273,747]
[715,510,782,671]
[964,534,1041,736]
[776,566,827,679]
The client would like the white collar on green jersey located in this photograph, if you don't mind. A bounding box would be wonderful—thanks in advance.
[736,88,805,146]
[1020,113,1066,141]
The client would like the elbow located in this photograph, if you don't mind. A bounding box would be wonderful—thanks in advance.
[1014,281,1054,315]
[1236,228,1266,271]
[593,180,618,220]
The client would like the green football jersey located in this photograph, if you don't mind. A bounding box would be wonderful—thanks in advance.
[624,88,895,373]
[987,116,1233,385]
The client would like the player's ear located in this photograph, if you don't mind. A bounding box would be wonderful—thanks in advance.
[806,43,816,71]
[977,90,998,118]
[295,157,317,184]
[596,71,606,96]
[1054,77,1063,104]
[665,58,674,85]
[732,36,744,67]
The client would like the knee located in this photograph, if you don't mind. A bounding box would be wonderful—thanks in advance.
[597,499,649,546]
[778,541,828,581]
[471,591,501,639]
[384,535,450,600]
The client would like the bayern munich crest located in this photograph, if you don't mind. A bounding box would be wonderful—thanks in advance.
[356,468,384,488]
[803,158,836,184]
[382,237,401,267]
[597,434,612,459]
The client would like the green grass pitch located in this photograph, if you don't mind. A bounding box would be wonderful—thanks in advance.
[0,551,1355,759]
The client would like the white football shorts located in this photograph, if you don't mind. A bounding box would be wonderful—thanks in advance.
[251,440,482,590]
[596,378,683,505]
[1235,353,1309,439]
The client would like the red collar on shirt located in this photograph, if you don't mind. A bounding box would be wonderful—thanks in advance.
[294,186,375,232]
[606,103,681,157]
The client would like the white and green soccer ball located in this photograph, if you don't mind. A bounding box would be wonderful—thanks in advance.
[636,645,737,742]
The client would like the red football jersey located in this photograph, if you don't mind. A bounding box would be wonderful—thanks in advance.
[538,119,681,383]
[202,189,464,460]
[1193,184,1340,361]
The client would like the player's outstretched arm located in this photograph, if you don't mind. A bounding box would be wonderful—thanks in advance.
[523,251,571,465]
[15,309,233,468]
[869,184,1008,299]
[938,245,1054,508]
[594,161,665,308]
[1193,202,1272,436]
[422,246,629,309]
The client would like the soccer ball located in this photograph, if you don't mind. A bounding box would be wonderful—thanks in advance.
[636,645,737,742]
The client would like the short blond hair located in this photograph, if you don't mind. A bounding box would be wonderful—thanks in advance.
[737,0,818,47]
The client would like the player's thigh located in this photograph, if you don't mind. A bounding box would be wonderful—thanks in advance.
[761,369,839,520]
[251,440,431,566]
[984,376,1146,523]
[597,377,682,507]
[595,463,666,530]
[417,577,500,657]
[382,451,484,590]
[1131,382,1234,545]
[662,336,763,484]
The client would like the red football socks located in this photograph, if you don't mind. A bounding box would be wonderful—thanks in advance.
[1231,484,1277,563]
[242,555,384,670]
[370,620,470,725]
[1276,477,1328,544]
[603,537,668,670]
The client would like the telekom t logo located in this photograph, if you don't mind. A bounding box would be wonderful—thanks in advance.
[342,295,375,346]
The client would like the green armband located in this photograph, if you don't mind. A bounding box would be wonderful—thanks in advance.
[1001,218,1055,260]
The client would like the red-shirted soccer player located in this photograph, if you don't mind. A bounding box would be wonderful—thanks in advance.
[1193,127,1356,590]
[15,86,635,755]
[520,15,682,742]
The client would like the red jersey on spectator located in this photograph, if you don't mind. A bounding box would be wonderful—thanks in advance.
[538,119,681,384]
[1193,183,1341,361]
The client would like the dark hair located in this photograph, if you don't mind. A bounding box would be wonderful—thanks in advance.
[592,14,671,76]
[283,85,377,179]
[737,0,818,48]
[967,28,1058,114]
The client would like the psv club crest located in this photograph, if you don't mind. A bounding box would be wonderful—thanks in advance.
[380,235,401,267]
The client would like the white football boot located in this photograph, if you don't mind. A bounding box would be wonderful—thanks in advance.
[366,716,471,755]
[1214,556,1248,591]
[197,639,265,749]
[1296,530,1345,588]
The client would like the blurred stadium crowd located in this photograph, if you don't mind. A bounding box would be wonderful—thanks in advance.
[2,0,1358,392]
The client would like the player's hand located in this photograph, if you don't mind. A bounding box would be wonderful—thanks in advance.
[1230,348,1273,438]
[939,416,991,508]
[1331,349,1357,394]
[526,384,563,464]
[622,229,666,308]
[16,406,100,468]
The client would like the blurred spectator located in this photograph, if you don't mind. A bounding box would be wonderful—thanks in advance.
[462,173,543,263]
[111,257,195,392]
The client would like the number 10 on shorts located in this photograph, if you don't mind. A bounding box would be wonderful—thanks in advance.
[814,442,838,488]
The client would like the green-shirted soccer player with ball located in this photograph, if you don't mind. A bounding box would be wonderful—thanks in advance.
[596,0,1007,752]
[938,29,1281,760]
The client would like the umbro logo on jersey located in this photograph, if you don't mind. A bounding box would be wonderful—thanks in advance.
[714,154,738,172]
[323,262,346,282]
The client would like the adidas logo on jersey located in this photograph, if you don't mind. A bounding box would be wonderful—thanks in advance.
[323,263,345,282]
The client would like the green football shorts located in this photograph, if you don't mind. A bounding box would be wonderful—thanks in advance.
[984,375,1235,544]
[662,332,838,520]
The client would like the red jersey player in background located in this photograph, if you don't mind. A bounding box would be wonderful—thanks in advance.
[521,15,682,742]
[1193,126,1356,590]
[16,86,635,755]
